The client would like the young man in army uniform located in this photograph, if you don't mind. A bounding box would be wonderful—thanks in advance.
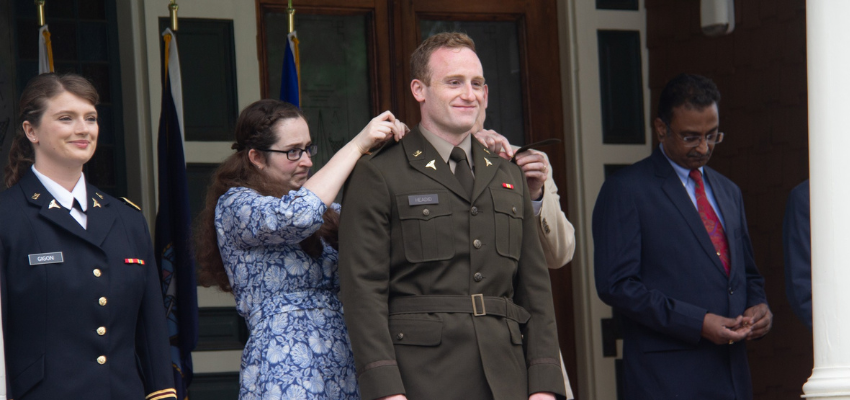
[339,32,566,400]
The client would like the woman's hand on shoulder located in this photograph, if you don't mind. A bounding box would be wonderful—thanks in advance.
[352,111,409,155]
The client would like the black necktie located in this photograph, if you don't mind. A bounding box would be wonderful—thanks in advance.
[71,199,86,214]
[450,147,474,198]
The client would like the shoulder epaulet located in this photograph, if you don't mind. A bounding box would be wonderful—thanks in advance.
[119,197,142,211]
[367,139,399,159]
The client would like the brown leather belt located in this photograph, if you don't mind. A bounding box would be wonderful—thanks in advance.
[388,295,531,324]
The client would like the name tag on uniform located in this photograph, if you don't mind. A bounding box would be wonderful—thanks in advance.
[408,194,439,205]
[28,252,64,265]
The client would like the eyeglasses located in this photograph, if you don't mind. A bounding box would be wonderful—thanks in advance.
[664,121,725,148]
[260,144,318,161]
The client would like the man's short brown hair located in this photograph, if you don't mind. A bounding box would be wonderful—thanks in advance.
[410,32,476,85]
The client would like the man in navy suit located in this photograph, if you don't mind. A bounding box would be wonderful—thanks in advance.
[593,74,772,399]
[783,180,812,329]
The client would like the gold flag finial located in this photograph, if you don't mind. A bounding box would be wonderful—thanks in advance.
[35,0,46,27]
[287,0,295,33]
[169,0,179,32]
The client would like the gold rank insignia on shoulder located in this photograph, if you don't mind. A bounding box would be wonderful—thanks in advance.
[32,193,41,200]
[484,158,493,167]
[124,258,145,265]
[92,198,102,208]
[119,197,142,211]
[425,160,437,170]
[48,199,61,209]
[413,150,422,157]
[96,192,103,199]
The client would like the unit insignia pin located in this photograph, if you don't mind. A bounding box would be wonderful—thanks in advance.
[48,200,61,209]
[425,160,437,170]
[96,192,104,199]
[93,199,102,208]
[482,148,491,154]
[484,158,493,167]
[413,150,422,157]
[32,193,41,200]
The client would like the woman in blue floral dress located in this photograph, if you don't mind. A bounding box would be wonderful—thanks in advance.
[196,99,406,400]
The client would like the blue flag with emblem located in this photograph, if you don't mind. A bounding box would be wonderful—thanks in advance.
[280,30,300,107]
[155,27,198,400]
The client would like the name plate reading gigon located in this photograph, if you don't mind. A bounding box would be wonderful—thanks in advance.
[28,252,64,265]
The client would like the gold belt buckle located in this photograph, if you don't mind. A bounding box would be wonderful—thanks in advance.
[471,294,486,316]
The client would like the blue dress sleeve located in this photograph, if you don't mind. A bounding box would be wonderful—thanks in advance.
[216,186,328,249]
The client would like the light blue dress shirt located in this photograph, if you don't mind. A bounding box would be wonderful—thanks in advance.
[660,144,726,229]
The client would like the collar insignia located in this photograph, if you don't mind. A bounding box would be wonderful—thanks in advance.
[32,193,41,200]
[425,160,437,170]
[413,150,422,157]
[484,158,493,167]
[96,192,103,199]
[482,148,491,154]
[48,199,61,209]
[92,199,102,208]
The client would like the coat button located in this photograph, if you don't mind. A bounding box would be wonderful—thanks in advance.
[97,326,106,336]
[422,209,430,216]
[470,206,478,216]
[97,356,107,365]
[98,297,108,306]
[396,333,404,340]
[93,269,102,277]
[473,239,482,249]
[512,206,517,214]
[728,287,734,295]
[473,273,483,282]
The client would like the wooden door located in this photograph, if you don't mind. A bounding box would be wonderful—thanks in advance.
[257,0,577,394]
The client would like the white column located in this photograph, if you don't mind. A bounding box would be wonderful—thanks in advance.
[803,1,850,398]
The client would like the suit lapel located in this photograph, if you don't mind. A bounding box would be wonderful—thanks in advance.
[653,150,727,277]
[402,128,469,201]
[19,170,112,249]
[470,140,502,202]
[85,185,116,247]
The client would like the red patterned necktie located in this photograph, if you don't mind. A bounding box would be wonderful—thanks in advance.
[689,169,730,275]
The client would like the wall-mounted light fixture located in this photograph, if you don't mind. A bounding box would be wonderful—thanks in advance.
[701,0,735,37]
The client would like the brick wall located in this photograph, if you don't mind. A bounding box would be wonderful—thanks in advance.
[646,0,811,398]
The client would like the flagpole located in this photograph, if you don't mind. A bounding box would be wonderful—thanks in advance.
[288,0,295,33]
[35,0,45,27]
[169,0,179,32]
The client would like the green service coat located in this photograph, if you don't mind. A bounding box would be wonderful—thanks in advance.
[339,127,566,400]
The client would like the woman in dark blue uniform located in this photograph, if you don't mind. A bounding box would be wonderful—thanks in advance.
[0,73,176,400]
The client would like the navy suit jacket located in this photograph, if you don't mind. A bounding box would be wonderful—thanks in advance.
[783,180,811,329]
[0,170,175,399]
[593,148,767,400]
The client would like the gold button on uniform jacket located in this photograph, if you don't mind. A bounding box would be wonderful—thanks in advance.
[339,127,566,400]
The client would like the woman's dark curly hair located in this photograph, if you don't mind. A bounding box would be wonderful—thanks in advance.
[195,99,338,292]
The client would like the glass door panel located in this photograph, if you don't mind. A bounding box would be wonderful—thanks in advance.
[264,12,371,169]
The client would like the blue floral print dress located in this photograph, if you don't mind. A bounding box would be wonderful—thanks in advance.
[215,187,359,400]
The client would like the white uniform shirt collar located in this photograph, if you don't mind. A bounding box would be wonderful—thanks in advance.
[31,166,88,229]
[32,166,88,211]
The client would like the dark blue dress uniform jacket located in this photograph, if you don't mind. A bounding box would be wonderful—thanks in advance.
[0,170,176,400]
[592,148,768,400]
